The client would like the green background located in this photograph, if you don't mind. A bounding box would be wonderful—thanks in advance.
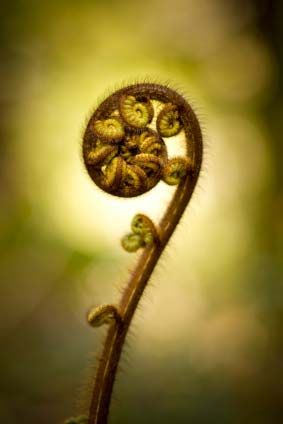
[1,1,282,423]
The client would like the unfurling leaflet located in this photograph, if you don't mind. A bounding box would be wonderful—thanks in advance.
[156,103,182,137]
[119,95,154,128]
[121,214,159,252]
[87,304,121,327]
[93,118,125,143]
[162,157,193,185]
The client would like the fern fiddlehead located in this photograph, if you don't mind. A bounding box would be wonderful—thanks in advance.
[81,83,203,424]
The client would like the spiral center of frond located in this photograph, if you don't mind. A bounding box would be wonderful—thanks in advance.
[83,85,193,197]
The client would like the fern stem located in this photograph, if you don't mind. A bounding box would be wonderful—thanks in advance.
[82,83,203,424]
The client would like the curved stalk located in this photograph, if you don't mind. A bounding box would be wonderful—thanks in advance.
[81,83,203,424]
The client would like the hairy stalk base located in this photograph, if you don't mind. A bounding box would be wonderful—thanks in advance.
[81,83,203,424]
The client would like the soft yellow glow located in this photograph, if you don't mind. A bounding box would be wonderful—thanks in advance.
[11,0,273,363]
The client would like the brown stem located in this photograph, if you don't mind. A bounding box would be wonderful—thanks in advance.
[87,85,203,424]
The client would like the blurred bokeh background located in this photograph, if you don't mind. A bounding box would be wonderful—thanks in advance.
[1,0,282,423]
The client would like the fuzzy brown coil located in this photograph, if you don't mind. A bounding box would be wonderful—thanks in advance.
[82,84,194,197]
